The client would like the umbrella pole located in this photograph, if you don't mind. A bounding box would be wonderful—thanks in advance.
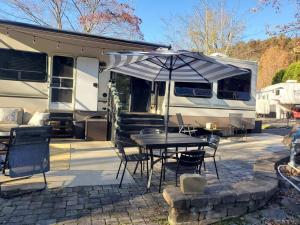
[165,56,173,139]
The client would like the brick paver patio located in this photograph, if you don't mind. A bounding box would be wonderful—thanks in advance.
[0,133,288,225]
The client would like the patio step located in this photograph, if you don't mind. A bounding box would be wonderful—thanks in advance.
[118,117,164,125]
[119,112,163,119]
[116,113,165,146]
[118,124,165,132]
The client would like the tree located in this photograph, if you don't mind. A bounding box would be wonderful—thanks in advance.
[272,69,286,84]
[282,61,300,81]
[258,46,290,89]
[163,0,244,54]
[0,0,143,39]
[256,0,299,36]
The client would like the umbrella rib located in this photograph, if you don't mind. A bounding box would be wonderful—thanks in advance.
[153,64,167,82]
[154,56,170,69]
[177,55,209,83]
[172,58,198,71]
[146,57,169,70]
[172,56,178,67]
[153,57,169,81]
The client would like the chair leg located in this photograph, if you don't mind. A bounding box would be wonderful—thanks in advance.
[146,160,149,179]
[203,160,206,171]
[133,161,139,174]
[175,163,180,187]
[42,171,47,186]
[140,161,143,177]
[198,162,202,174]
[213,157,219,179]
[159,157,164,193]
[116,160,122,179]
[163,156,167,181]
[119,161,127,188]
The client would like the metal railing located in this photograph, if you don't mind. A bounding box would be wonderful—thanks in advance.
[107,82,125,142]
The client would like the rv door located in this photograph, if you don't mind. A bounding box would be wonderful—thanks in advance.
[75,57,99,111]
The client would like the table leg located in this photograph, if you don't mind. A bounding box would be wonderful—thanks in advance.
[147,148,154,190]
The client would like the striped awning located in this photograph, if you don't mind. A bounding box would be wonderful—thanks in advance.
[106,49,249,83]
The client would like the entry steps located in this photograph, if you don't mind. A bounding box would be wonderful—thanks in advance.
[116,112,165,146]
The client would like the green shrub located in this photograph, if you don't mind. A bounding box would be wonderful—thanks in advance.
[282,61,300,82]
[272,69,286,84]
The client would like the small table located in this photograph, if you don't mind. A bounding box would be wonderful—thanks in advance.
[130,133,208,191]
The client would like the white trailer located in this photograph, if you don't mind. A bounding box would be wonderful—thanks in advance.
[256,80,300,119]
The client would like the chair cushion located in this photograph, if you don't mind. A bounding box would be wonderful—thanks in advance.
[0,108,23,124]
[0,124,19,132]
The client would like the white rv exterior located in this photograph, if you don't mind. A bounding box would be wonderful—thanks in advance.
[0,20,167,123]
[256,80,300,119]
[157,55,258,129]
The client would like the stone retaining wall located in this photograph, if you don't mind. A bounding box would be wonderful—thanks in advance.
[163,153,287,225]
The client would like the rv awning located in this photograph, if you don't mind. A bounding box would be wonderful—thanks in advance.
[106,49,249,83]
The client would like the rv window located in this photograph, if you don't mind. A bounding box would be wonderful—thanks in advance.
[217,72,251,101]
[52,56,73,78]
[0,48,47,82]
[51,89,72,103]
[174,82,212,98]
[275,89,280,95]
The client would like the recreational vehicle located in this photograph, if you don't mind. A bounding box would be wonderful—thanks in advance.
[0,20,168,137]
[0,19,257,139]
[111,54,258,134]
[256,80,300,119]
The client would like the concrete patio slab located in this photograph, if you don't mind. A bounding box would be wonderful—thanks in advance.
[1,140,135,191]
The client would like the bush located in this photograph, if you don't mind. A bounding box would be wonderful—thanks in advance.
[272,69,286,84]
[282,61,300,82]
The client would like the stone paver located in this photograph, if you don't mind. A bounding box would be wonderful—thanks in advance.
[0,133,293,225]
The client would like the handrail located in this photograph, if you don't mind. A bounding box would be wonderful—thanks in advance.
[107,82,125,142]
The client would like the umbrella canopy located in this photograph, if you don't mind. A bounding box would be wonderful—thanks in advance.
[106,49,249,83]
[106,49,249,137]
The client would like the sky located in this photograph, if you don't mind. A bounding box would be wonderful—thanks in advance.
[132,0,297,45]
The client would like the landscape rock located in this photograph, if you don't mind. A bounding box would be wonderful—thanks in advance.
[180,174,206,194]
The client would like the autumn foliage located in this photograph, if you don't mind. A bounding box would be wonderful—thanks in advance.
[2,0,143,39]
[229,36,300,89]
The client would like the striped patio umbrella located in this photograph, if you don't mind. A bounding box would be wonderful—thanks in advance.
[106,49,249,136]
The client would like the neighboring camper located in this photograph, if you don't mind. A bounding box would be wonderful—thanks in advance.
[256,80,300,119]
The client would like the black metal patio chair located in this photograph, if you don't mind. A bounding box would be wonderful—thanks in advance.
[115,135,149,188]
[203,135,220,179]
[0,126,52,198]
[176,113,197,136]
[139,128,165,157]
[162,150,205,190]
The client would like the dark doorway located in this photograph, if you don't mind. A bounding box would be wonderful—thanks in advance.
[130,77,151,112]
